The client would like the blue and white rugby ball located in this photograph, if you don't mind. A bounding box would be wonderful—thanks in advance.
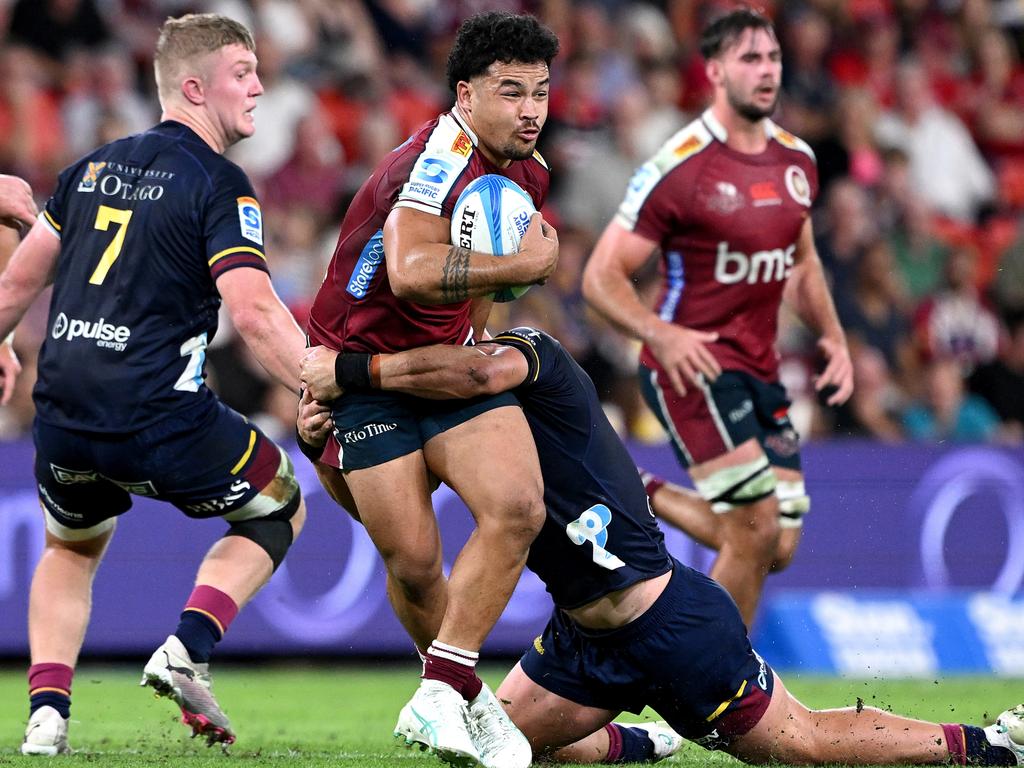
[450,174,535,302]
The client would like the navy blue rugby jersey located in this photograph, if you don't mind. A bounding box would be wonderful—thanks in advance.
[491,328,672,609]
[34,121,270,432]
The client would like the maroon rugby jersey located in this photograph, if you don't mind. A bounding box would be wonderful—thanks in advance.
[307,107,550,353]
[617,109,818,381]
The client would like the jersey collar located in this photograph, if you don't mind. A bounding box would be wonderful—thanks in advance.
[701,108,778,144]
[450,105,479,147]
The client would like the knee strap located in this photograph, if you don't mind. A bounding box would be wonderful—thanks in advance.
[224,492,300,570]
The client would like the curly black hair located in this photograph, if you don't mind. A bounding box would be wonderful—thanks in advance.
[446,12,560,93]
[699,7,774,60]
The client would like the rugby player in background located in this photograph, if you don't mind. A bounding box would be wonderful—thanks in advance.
[300,330,1023,768]
[582,8,853,627]
[0,14,308,754]
[303,11,558,767]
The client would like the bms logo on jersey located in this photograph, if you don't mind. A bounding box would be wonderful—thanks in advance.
[51,312,131,352]
[714,241,796,285]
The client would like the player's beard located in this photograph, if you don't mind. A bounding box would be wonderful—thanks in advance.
[726,83,779,123]
[501,138,536,161]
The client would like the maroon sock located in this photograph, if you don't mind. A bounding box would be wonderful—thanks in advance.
[28,663,74,718]
[28,662,73,696]
[183,585,239,635]
[943,724,967,765]
[604,723,624,762]
[422,641,482,701]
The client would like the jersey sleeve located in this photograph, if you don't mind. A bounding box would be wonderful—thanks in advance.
[393,120,473,218]
[614,161,682,244]
[39,162,82,239]
[204,163,270,280]
[490,326,562,390]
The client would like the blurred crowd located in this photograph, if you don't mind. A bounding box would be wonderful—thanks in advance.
[0,0,1023,448]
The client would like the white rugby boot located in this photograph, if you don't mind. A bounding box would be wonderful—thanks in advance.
[466,683,531,768]
[629,721,685,762]
[394,679,481,767]
[21,706,70,756]
[985,704,1024,764]
[140,634,235,746]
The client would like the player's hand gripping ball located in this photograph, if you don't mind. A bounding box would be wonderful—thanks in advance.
[450,174,535,302]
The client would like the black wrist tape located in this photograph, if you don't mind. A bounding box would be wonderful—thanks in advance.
[335,352,372,389]
[295,426,324,463]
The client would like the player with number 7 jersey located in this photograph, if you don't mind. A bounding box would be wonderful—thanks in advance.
[34,126,272,430]
[0,14,309,753]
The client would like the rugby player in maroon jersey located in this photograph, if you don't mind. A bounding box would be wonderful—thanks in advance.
[303,12,559,768]
[582,8,853,628]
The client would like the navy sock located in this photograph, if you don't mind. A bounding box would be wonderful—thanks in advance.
[30,691,70,719]
[174,610,221,663]
[607,724,656,763]
[966,725,1016,766]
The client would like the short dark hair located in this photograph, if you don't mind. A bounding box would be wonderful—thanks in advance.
[699,7,774,60]
[446,12,560,93]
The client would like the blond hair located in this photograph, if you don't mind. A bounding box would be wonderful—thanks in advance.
[154,14,255,105]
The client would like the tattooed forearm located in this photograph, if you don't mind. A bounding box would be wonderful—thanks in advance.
[441,245,471,303]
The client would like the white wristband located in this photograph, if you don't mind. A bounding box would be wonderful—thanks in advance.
[3,331,13,346]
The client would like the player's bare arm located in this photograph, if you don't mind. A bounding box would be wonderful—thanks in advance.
[216,267,306,394]
[0,175,37,230]
[383,207,557,305]
[379,342,528,398]
[301,342,528,402]
[782,218,853,405]
[0,222,59,405]
[583,220,720,397]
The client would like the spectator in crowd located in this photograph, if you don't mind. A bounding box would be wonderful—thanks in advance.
[992,221,1024,314]
[0,46,66,193]
[834,238,915,378]
[903,356,1000,442]
[814,177,877,294]
[875,59,995,223]
[832,344,907,442]
[887,196,952,303]
[912,245,1001,375]
[7,0,111,76]
[62,46,154,160]
[969,310,1024,442]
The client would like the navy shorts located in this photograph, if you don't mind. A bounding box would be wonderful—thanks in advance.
[640,366,802,471]
[34,399,299,538]
[520,559,773,747]
[323,388,520,470]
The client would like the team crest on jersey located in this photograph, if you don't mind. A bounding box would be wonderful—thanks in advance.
[450,131,472,157]
[237,196,263,245]
[76,162,107,192]
[707,181,744,214]
[785,166,811,207]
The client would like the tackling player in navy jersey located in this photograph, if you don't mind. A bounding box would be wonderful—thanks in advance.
[0,15,308,754]
[300,333,1024,768]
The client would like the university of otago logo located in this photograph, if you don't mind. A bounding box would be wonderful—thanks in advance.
[76,162,107,193]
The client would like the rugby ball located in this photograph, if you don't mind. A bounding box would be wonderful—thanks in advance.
[450,174,535,302]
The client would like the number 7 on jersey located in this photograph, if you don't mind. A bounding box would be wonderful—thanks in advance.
[89,205,133,285]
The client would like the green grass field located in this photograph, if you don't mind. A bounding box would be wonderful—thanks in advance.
[0,662,1017,767]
